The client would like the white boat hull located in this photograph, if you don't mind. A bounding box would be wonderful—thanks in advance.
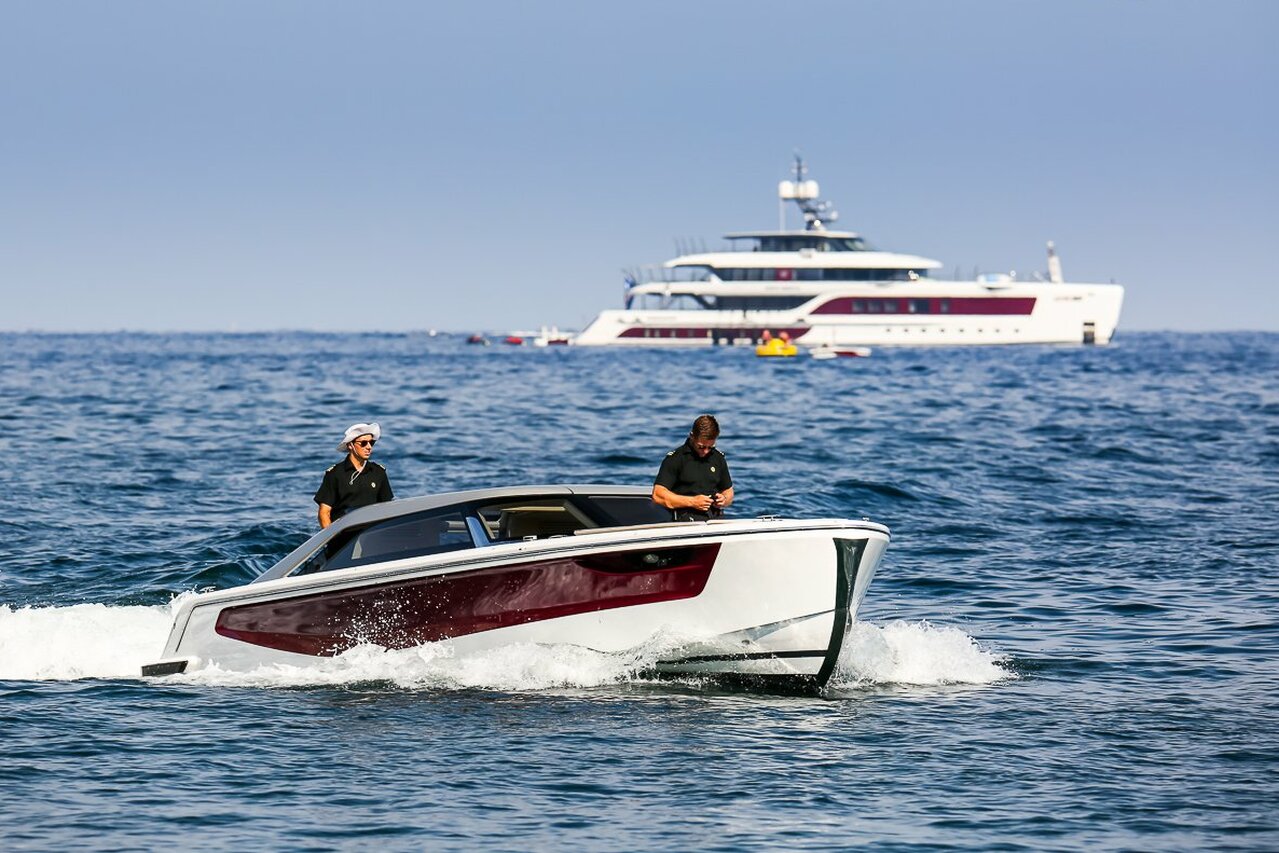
[575,279,1124,347]
[145,518,889,692]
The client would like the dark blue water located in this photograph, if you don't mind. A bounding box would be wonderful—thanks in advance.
[2,332,1277,849]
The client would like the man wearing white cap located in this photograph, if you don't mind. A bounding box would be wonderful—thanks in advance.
[313,422,394,528]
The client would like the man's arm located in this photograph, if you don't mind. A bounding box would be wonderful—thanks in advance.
[652,484,714,513]
[713,486,734,509]
[318,503,333,529]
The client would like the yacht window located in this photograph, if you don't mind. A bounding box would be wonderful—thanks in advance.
[300,508,475,573]
[476,498,599,541]
[579,495,673,527]
[669,265,715,283]
[715,296,810,311]
[758,236,823,252]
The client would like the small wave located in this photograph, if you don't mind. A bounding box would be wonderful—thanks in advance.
[831,620,1013,689]
[1090,445,1162,464]
[592,453,648,465]
[834,478,918,501]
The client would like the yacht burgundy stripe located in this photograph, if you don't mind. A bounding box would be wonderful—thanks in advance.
[810,297,1036,315]
[214,545,720,656]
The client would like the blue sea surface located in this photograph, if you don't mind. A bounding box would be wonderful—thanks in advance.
[1,331,1277,850]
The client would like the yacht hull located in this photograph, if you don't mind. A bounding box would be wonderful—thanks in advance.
[144,520,888,691]
[575,280,1124,347]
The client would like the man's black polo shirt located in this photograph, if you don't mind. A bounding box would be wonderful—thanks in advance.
[655,440,732,518]
[313,458,394,521]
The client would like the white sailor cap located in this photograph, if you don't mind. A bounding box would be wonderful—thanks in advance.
[338,422,381,452]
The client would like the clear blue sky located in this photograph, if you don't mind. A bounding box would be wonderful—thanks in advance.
[2,1,1275,332]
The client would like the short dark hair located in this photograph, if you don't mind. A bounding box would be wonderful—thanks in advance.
[690,414,720,440]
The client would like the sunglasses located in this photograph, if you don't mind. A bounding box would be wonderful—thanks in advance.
[352,439,376,448]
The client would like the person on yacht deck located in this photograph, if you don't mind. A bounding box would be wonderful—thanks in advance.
[314,422,394,528]
[652,414,734,521]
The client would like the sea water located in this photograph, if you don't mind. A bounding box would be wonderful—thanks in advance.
[0,331,1276,849]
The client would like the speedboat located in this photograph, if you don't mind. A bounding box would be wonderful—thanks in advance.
[810,345,871,360]
[532,325,574,346]
[141,485,889,692]
[574,155,1123,348]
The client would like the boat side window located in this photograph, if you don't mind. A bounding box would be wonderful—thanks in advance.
[577,495,673,527]
[298,508,475,574]
[476,498,600,541]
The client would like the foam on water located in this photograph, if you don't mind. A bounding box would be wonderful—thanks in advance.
[0,600,1009,691]
[833,619,1013,687]
[0,601,179,681]
[177,639,661,691]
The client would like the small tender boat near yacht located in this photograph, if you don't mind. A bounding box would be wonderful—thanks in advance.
[755,337,798,358]
[142,485,889,692]
[810,346,871,360]
[574,156,1123,348]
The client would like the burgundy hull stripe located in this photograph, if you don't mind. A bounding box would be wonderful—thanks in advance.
[214,544,721,657]
[618,326,810,340]
[810,297,1036,316]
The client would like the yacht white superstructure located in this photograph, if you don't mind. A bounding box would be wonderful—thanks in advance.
[574,158,1123,347]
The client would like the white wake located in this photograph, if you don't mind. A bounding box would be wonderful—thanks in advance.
[833,619,1013,687]
[0,603,1012,690]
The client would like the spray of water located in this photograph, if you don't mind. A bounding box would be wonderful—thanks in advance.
[833,619,1013,687]
[0,603,1011,691]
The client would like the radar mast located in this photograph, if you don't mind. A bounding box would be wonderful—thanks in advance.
[777,154,840,231]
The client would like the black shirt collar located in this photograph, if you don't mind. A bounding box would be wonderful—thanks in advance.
[683,438,718,461]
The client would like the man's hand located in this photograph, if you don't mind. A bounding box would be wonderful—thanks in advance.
[689,494,714,512]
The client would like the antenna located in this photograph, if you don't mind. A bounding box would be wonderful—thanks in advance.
[1046,240,1064,283]
[777,152,839,231]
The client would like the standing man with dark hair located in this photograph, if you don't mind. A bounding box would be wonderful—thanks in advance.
[652,414,734,521]
[314,422,394,528]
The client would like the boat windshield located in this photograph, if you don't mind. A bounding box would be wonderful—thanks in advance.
[730,235,873,252]
[297,506,475,574]
[291,492,671,575]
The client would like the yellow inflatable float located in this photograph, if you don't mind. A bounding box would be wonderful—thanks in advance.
[755,337,799,357]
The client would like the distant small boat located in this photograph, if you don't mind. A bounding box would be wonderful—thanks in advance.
[504,336,525,346]
[466,334,490,346]
[532,326,574,347]
[756,338,798,357]
[810,346,871,360]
